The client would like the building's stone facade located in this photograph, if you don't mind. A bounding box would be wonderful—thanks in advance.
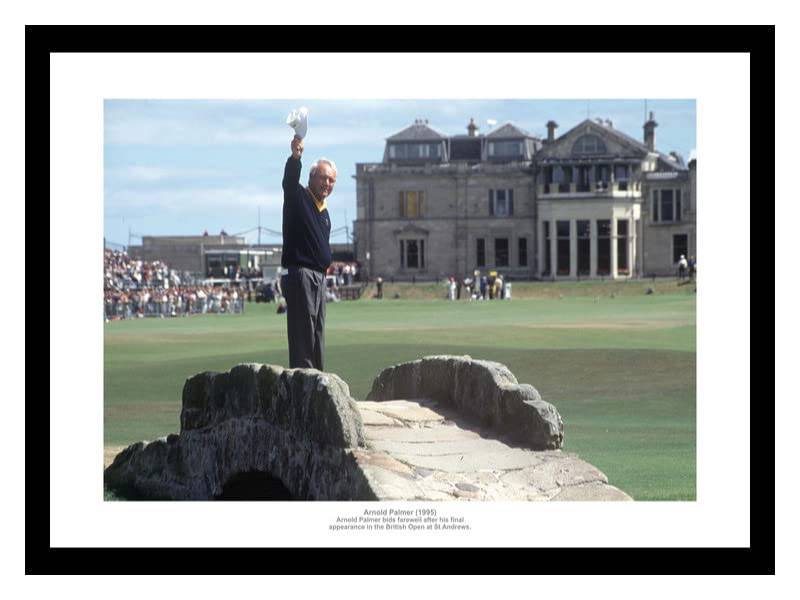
[128,235,248,273]
[640,163,696,276]
[354,163,537,280]
[127,235,283,277]
[354,114,696,281]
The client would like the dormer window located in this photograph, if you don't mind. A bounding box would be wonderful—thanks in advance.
[572,134,607,155]
[488,140,523,158]
[388,143,442,160]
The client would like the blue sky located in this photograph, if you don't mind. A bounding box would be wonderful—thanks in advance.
[104,99,695,248]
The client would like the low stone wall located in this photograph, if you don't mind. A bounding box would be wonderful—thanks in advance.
[366,355,564,450]
[105,364,372,500]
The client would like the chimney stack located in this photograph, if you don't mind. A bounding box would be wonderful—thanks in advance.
[467,117,478,137]
[546,120,558,143]
[643,111,658,151]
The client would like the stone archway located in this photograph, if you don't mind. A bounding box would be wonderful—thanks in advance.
[216,470,295,501]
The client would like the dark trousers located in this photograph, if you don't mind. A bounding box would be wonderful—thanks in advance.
[281,266,326,371]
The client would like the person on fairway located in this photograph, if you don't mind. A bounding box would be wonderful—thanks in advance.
[280,134,336,370]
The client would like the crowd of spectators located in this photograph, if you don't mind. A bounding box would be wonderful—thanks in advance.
[104,285,244,320]
[104,249,243,320]
[104,251,368,319]
[446,270,510,301]
[326,262,360,287]
[104,249,183,291]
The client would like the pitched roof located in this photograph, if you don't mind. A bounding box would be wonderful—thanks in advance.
[573,119,650,153]
[387,121,447,141]
[545,119,687,171]
[486,122,532,139]
[591,120,688,171]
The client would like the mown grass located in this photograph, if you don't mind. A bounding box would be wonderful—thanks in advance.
[104,287,695,501]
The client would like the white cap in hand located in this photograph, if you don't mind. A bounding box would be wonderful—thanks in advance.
[286,106,309,139]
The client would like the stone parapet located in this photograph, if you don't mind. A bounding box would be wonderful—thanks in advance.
[365,355,564,450]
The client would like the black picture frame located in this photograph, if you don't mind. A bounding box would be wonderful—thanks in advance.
[31,24,774,576]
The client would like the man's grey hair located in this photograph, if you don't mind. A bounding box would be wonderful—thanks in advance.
[309,158,337,180]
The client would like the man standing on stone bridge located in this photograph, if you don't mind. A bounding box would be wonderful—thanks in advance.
[280,130,337,371]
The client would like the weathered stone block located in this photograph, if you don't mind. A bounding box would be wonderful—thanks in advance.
[365,366,393,401]
[366,360,423,402]
[256,363,284,421]
[358,400,443,424]
[180,371,219,432]
[419,355,464,404]
[390,360,422,400]
[306,373,365,449]
[500,384,564,449]
[225,363,262,419]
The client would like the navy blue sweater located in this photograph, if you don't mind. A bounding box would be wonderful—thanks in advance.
[281,156,332,273]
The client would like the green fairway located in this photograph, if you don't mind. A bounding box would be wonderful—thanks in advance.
[104,291,696,501]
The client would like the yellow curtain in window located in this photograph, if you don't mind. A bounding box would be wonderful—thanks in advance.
[406,191,418,218]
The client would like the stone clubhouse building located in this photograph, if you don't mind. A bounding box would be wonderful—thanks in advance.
[353,112,696,281]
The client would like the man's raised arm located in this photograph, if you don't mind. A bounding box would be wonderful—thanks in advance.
[283,135,304,194]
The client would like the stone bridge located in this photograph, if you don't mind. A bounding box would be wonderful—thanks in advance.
[104,356,631,501]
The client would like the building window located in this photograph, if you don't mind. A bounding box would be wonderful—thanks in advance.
[572,134,607,155]
[673,234,688,264]
[400,239,425,269]
[407,240,419,268]
[518,238,528,267]
[661,190,674,222]
[542,222,551,276]
[577,220,591,276]
[554,166,572,192]
[556,220,570,276]
[489,189,514,217]
[399,191,425,218]
[495,238,509,267]
[615,165,630,191]
[653,189,684,223]
[589,165,610,192]
[577,166,591,192]
[617,220,629,275]
[390,143,441,160]
[476,238,485,267]
[488,141,523,158]
[652,190,660,222]
[597,219,611,276]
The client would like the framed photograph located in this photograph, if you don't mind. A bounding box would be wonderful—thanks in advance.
[33,24,774,577]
